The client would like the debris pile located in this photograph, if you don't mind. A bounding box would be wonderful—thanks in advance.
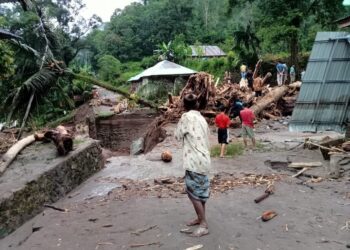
[98,173,282,201]
[144,68,300,152]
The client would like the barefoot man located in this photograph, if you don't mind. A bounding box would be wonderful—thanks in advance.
[175,93,211,237]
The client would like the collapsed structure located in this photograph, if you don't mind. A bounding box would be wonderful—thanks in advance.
[290,32,350,133]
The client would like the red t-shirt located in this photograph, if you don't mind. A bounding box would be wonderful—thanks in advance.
[240,108,255,128]
[215,112,231,129]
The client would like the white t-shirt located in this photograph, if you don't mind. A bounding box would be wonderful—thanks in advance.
[175,110,211,174]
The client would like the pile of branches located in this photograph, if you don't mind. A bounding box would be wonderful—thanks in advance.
[161,73,300,123]
[95,173,282,201]
[143,69,301,152]
[161,72,216,122]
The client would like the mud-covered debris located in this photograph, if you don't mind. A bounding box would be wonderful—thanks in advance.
[261,210,278,222]
[101,173,282,201]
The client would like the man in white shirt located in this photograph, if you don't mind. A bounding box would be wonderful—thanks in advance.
[175,93,211,237]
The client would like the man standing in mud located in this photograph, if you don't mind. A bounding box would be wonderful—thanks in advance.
[175,93,211,237]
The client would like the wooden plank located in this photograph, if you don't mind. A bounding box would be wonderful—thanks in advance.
[288,162,323,169]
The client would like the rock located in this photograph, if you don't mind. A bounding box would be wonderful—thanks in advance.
[161,150,172,162]
[130,137,144,155]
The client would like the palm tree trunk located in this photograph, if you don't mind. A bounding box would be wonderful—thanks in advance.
[66,71,157,109]
[17,91,35,140]
[290,32,299,74]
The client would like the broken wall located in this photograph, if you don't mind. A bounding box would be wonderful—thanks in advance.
[90,110,158,151]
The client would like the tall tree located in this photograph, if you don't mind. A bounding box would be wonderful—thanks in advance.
[255,0,345,68]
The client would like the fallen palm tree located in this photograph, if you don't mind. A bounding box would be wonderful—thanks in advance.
[0,125,74,176]
[0,134,36,176]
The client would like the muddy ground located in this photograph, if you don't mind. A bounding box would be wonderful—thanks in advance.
[1,120,349,250]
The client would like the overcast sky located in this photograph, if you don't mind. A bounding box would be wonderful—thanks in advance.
[80,0,138,22]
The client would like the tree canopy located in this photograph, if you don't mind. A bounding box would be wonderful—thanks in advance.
[0,0,347,127]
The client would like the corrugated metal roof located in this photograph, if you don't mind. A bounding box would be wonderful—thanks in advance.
[128,60,196,82]
[289,32,350,133]
[190,45,226,57]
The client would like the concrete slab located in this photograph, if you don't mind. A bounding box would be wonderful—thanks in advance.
[0,139,103,238]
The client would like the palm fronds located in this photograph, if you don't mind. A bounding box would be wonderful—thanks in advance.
[5,68,59,123]
[9,39,41,58]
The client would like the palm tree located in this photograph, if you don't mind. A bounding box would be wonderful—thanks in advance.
[233,21,260,55]
[1,1,156,138]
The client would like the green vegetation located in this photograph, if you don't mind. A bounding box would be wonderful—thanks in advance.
[0,0,348,127]
[211,142,245,158]
[211,140,267,157]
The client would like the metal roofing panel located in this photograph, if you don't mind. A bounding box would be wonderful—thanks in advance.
[128,60,196,82]
[190,45,226,57]
[315,32,349,41]
[289,32,350,133]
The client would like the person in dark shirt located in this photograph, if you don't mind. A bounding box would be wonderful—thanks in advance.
[246,69,253,90]
[229,96,244,123]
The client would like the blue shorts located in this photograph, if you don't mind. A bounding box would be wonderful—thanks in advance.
[185,170,210,202]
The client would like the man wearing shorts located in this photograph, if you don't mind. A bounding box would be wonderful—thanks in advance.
[215,106,231,157]
[240,103,256,148]
[175,93,211,237]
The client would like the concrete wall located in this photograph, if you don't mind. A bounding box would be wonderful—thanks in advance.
[0,140,103,238]
[91,110,158,151]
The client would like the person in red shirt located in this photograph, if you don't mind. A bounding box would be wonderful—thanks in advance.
[215,106,231,157]
[240,103,256,148]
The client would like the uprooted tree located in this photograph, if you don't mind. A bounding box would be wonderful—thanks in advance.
[0,0,156,140]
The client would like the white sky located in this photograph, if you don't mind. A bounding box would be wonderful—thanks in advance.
[80,0,138,22]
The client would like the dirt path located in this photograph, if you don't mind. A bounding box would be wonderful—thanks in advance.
[0,124,349,250]
[1,179,349,250]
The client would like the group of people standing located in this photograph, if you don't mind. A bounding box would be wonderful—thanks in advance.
[239,61,298,90]
[214,98,255,158]
[276,62,296,86]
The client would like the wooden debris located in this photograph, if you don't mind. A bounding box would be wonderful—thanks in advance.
[288,162,323,169]
[44,125,73,156]
[95,242,114,250]
[0,134,36,176]
[261,210,277,222]
[43,204,68,212]
[143,63,300,152]
[154,178,175,185]
[342,141,350,152]
[304,138,346,160]
[107,173,282,201]
[292,167,310,178]
[129,242,161,248]
[186,245,204,250]
[131,225,157,236]
[254,184,275,203]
